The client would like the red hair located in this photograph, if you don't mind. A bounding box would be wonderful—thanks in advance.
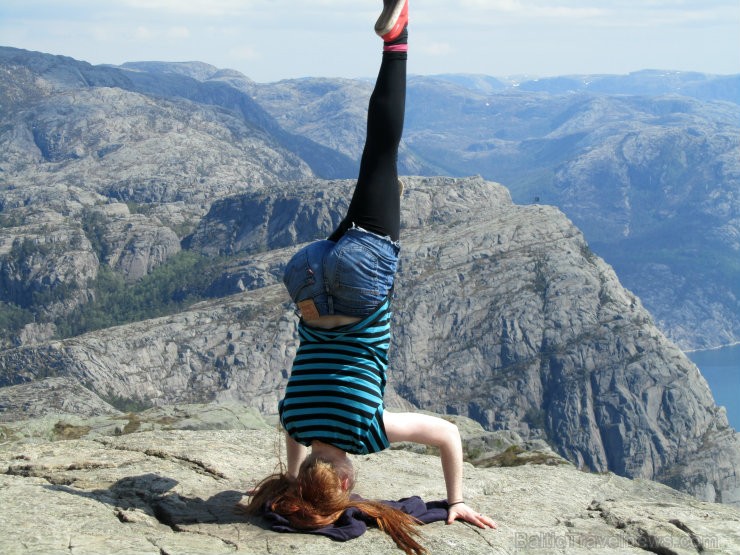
[243,456,427,555]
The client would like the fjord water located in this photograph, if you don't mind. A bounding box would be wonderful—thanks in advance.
[687,344,740,431]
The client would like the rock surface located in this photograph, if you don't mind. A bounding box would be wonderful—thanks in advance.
[1,405,738,555]
[0,211,99,320]
[92,206,182,281]
[0,376,121,422]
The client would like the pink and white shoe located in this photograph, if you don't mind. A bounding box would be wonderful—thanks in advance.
[375,0,408,42]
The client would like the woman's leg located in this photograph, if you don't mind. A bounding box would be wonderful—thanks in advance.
[328,26,407,243]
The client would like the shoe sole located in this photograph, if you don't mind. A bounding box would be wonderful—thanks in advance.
[375,0,408,41]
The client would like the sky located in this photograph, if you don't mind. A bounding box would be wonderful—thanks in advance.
[1,0,739,83]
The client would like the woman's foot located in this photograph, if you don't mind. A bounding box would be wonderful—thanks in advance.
[375,0,408,42]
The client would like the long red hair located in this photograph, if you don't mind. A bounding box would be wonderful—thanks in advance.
[243,455,427,555]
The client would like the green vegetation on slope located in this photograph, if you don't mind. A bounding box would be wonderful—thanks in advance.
[0,247,228,346]
[56,251,225,338]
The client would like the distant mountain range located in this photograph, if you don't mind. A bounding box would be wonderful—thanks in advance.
[434,69,740,101]
[244,67,740,350]
[230,66,740,353]
[2,47,738,350]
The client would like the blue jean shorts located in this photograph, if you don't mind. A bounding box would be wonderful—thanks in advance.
[283,227,399,318]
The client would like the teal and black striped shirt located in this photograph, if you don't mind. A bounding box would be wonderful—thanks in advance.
[279,298,392,455]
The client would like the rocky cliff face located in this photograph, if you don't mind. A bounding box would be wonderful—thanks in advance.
[249,75,740,350]
[1,404,738,555]
[3,47,738,349]
[0,47,318,332]
[1,177,737,508]
[0,210,98,323]
[88,203,182,281]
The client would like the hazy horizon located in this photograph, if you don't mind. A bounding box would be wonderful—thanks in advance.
[1,1,738,83]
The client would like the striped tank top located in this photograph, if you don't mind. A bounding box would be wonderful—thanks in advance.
[279,298,392,455]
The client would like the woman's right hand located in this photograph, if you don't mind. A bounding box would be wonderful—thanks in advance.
[447,502,497,529]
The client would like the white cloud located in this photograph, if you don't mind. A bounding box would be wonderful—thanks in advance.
[132,24,190,41]
[459,0,522,11]
[454,0,736,28]
[458,0,605,18]
[122,0,253,17]
[0,0,737,80]
[229,45,259,61]
[166,26,190,39]
[420,41,453,57]
[134,26,154,40]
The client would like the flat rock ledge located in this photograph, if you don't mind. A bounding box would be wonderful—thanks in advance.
[2,426,739,555]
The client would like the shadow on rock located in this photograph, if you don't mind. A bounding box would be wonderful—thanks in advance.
[45,473,259,528]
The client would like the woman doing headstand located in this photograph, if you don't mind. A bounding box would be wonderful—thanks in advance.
[246,2,496,553]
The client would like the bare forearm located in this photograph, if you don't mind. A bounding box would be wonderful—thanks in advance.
[383,411,465,501]
[439,423,497,529]
[286,432,307,479]
[439,423,464,503]
[383,411,496,528]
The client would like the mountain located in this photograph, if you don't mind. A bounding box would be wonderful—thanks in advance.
[246,72,740,350]
[3,48,737,350]
[1,176,738,507]
[0,46,319,340]
[509,69,740,103]
[1,47,739,505]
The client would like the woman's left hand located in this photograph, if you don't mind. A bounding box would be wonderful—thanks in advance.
[447,503,497,529]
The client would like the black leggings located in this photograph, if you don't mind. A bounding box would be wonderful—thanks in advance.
[328,50,406,243]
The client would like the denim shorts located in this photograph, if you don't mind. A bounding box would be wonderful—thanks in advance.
[283,227,400,318]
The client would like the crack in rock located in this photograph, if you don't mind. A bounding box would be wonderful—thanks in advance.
[669,519,704,553]
[587,500,702,555]
[142,448,228,480]
[94,438,228,480]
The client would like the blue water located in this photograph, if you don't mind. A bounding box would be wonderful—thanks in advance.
[686,344,740,431]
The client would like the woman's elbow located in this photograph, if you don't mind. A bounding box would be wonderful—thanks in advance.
[438,419,461,447]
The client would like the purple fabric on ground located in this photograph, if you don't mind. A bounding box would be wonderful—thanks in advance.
[261,496,449,541]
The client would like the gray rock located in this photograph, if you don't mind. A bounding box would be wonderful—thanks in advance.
[94,207,181,281]
[0,377,120,423]
[0,212,99,317]
[0,417,738,555]
[188,180,351,256]
[14,322,57,347]
[0,86,313,204]
[244,78,374,162]
[0,397,270,443]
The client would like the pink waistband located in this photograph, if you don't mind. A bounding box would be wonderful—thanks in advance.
[383,43,408,52]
